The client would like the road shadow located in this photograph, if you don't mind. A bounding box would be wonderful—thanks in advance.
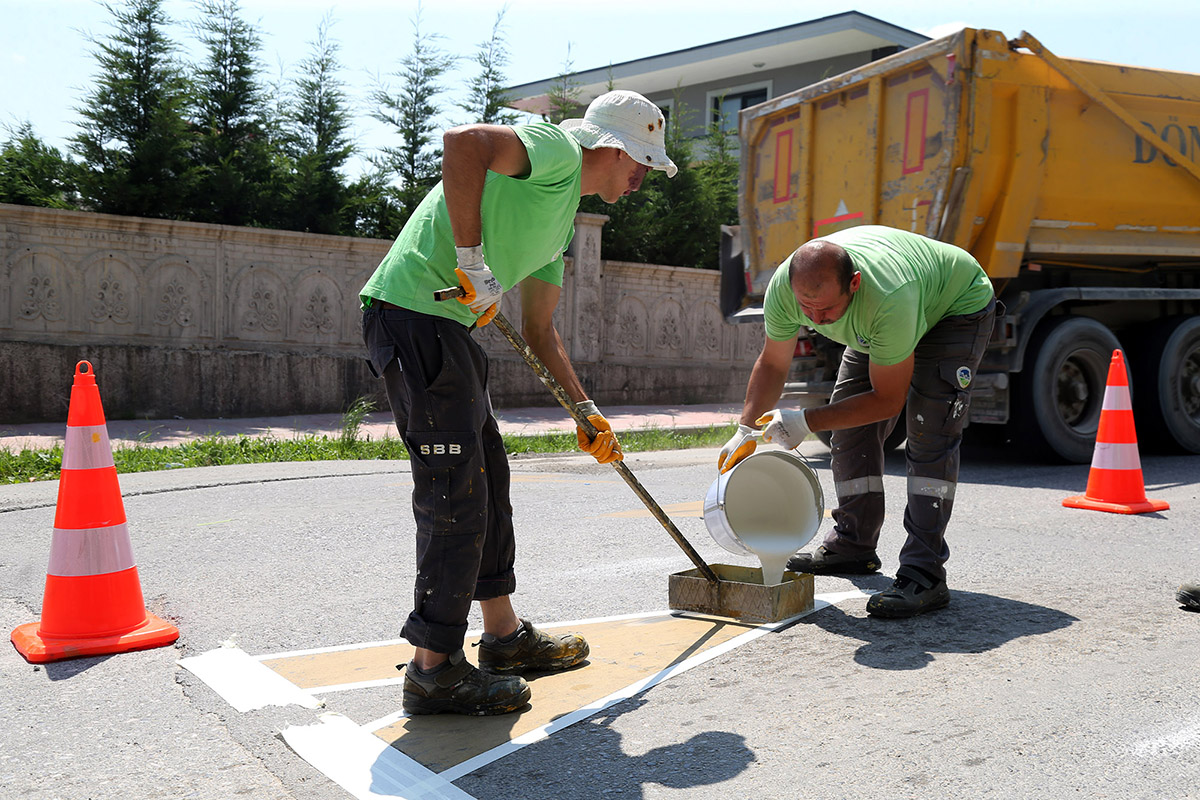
[456,696,756,800]
[40,653,115,680]
[799,590,1078,671]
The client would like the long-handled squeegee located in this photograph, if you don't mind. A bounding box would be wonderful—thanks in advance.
[434,286,720,585]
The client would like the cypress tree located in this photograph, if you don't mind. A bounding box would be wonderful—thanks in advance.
[369,4,456,222]
[459,9,518,126]
[282,14,354,234]
[71,0,197,219]
[190,0,276,226]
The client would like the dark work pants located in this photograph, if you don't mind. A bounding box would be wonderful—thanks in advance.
[824,299,996,581]
[362,305,516,654]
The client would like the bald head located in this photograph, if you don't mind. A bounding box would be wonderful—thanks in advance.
[787,239,860,325]
[788,240,855,295]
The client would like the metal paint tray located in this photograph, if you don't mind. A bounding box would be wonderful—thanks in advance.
[668,563,814,623]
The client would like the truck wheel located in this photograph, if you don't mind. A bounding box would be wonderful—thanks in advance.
[1016,316,1121,463]
[1130,316,1200,453]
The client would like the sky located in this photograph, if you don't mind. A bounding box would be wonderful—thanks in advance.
[4,0,1199,177]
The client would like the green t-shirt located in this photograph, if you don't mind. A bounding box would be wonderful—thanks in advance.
[359,123,583,325]
[763,226,994,366]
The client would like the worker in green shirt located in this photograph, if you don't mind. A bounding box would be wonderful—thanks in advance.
[360,91,676,715]
[720,225,996,618]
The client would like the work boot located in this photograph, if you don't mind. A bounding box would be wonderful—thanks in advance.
[866,567,950,618]
[787,544,881,575]
[401,649,531,716]
[477,619,590,675]
[1177,581,1200,611]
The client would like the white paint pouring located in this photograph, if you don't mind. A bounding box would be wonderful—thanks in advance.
[703,450,824,585]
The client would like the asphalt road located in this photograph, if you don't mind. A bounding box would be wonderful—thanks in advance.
[3,440,1198,799]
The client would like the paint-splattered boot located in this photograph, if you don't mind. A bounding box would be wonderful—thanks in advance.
[1177,581,1200,611]
[787,544,881,575]
[866,567,951,618]
[477,619,589,675]
[402,648,531,716]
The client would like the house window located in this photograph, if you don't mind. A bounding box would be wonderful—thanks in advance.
[656,97,674,129]
[708,81,772,134]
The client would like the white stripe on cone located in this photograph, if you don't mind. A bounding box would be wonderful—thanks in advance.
[1091,441,1142,471]
[1101,384,1132,412]
[47,523,136,577]
[62,425,115,470]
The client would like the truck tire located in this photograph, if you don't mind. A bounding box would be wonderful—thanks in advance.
[1015,316,1122,463]
[1129,316,1200,453]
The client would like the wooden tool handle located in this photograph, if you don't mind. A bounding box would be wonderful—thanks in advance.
[432,286,720,583]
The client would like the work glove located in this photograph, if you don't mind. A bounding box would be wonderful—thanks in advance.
[575,400,623,464]
[454,245,503,315]
[475,302,499,328]
[717,424,758,474]
[756,407,812,451]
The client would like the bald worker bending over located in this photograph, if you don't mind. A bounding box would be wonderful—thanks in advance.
[721,225,996,618]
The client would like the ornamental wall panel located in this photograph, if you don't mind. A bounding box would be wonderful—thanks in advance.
[1,203,760,421]
[8,247,71,332]
[81,253,138,335]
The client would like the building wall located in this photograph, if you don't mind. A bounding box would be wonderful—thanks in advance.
[0,204,762,423]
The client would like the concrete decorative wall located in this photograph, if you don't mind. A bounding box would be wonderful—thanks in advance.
[1,204,762,422]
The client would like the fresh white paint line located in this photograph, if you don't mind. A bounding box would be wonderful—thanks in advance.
[178,647,323,712]
[312,677,408,696]
[254,638,411,661]
[437,591,871,781]
[282,712,475,800]
[1132,721,1200,758]
[192,594,878,797]
[255,610,668,662]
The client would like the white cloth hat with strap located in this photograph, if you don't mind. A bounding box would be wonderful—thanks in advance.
[560,90,678,177]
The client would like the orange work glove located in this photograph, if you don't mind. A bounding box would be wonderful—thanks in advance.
[454,245,503,314]
[475,303,499,328]
[717,424,758,474]
[574,400,623,464]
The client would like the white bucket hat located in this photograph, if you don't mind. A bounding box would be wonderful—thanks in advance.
[560,90,678,178]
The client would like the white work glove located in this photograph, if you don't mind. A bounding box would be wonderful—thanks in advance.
[454,245,503,315]
[575,400,623,465]
[756,408,812,450]
[718,424,758,474]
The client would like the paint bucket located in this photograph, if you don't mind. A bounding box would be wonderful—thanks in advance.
[703,450,824,585]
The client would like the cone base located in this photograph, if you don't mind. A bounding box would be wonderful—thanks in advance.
[1062,495,1170,515]
[10,612,179,664]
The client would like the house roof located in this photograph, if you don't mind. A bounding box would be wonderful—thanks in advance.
[507,11,928,115]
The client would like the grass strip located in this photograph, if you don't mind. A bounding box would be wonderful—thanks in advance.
[1,423,739,485]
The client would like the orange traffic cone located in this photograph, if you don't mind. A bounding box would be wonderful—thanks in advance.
[1063,350,1169,515]
[10,361,179,663]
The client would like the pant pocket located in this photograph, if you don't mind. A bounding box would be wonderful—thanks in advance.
[406,430,484,533]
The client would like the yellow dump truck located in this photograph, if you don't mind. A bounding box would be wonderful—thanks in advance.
[721,28,1200,462]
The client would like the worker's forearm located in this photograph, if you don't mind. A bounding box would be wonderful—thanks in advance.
[524,324,588,404]
[739,359,789,426]
[805,391,903,432]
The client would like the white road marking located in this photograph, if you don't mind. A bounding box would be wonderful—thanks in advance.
[1132,721,1200,758]
[178,647,323,712]
[282,712,473,800]
[188,593,875,798]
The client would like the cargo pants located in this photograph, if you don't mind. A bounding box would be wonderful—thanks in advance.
[822,298,996,580]
[362,305,516,655]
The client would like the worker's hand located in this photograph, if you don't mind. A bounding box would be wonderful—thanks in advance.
[575,400,623,464]
[718,424,758,474]
[475,303,499,328]
[454,245,503,314]
[756,408,812,450]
